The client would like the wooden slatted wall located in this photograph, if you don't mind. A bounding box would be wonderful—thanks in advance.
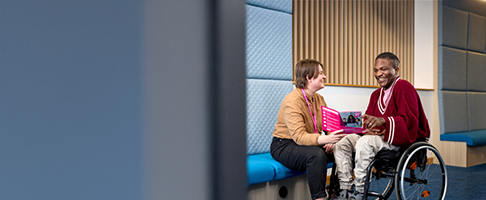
[293,0,415,87]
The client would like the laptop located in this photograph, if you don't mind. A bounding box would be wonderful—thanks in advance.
[321,106,363,134]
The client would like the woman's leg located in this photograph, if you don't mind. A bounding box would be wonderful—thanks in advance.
[271,137,331,200]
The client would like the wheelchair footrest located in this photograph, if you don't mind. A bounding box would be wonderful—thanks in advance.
[366,191,384,199]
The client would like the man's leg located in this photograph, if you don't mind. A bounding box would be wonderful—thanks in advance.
[333,134,361,190]
[353,136,398,193]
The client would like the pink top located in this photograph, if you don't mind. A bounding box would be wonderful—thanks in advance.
[383,87,392,104]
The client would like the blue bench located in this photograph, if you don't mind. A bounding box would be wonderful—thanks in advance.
[440,130,486,147]
[248,153,303,185]
[248,153,334,185]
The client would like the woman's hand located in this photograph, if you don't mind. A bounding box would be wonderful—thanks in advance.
[362,114,386,131]
[328,129,345,144]
[323,144,334,154]
[318,129,345,145]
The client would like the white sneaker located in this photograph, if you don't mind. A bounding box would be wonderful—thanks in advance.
[332,189,351,200]
[349,192,363,200]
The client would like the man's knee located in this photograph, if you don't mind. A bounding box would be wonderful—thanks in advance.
[355,136,385,163]
[356,136,383,150]
[335,134,359,150]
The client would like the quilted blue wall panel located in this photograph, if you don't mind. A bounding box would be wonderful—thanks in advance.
[468,13,486,52]
[467,52,486,91]
[247,0,292,14]
[438,46,467,91]
[440,6,468,49]
[439,91,469,134]
[468,92,486,131]
[246,79,293,155]
[246,5,292,80]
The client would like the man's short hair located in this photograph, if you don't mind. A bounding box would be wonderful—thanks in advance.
[294,59,323,89]
[375,52,400,68]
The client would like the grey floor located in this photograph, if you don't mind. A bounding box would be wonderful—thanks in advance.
[372,163,486,200]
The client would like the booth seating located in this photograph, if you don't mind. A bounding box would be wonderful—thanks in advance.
[438,5,486,166]
[245,1,332,199]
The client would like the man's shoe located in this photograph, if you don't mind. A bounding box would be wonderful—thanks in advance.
[349,192,363,200]
[332,189,351,200]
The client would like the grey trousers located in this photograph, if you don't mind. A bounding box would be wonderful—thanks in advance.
[333,134,398,193]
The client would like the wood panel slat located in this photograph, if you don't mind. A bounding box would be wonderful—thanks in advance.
[293,0,415,87]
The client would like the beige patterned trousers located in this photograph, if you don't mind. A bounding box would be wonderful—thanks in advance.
[333,134,399,193]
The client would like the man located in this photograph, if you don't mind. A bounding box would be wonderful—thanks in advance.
[332,52,430,200]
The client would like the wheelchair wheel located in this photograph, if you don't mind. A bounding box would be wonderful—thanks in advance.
[394,142,447,200]
[365,159,395,200]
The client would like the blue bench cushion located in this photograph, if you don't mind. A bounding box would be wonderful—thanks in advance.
[440,130,486,146]
[247,153,333,185]
[247,153,276,185]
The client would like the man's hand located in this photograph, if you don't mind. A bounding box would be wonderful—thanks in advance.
[365,128,386,136]
[362,114,386,131]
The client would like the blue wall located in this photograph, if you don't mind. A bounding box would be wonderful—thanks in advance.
[0,1,143,199]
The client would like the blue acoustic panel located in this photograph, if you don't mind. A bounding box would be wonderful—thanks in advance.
[440,130,486,146]
[439,91,469,134]
[440,6,468,49]
[438,46,467,90]
[468,13,486,52]
[247,0,292,14]
[246,5,292,80]
[467,92,486,131]
[247,79,294,155]
[467,52,486,91]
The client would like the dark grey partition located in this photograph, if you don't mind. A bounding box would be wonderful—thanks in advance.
[0,0,247,199]
[438,5,486,136]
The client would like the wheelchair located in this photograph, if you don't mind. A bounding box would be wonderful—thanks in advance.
[328,141,448,200]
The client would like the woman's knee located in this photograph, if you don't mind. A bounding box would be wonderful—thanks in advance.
[307,148,328,164]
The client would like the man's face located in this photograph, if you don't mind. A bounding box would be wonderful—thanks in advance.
[374,58,398,89]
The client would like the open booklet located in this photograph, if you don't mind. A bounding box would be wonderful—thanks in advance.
[321,106,363,134]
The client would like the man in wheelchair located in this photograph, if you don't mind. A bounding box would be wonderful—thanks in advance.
[332,52,431,200]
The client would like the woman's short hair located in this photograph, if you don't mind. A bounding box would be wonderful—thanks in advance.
[294,59,323,89]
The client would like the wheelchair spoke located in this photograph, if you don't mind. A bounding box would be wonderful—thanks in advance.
[395,144,447,200]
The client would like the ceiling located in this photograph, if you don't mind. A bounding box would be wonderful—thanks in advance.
[442,0,486,17]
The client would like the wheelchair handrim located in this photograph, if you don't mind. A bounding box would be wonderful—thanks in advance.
[399,145,448,200]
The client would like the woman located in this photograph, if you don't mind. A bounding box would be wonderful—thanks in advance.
[270,59,345,200]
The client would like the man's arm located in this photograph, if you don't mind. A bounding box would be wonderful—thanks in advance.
[362,83,421,147]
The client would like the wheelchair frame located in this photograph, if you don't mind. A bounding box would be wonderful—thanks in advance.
[328,142,448,200]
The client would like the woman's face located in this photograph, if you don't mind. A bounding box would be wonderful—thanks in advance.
[307,65,326,91]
